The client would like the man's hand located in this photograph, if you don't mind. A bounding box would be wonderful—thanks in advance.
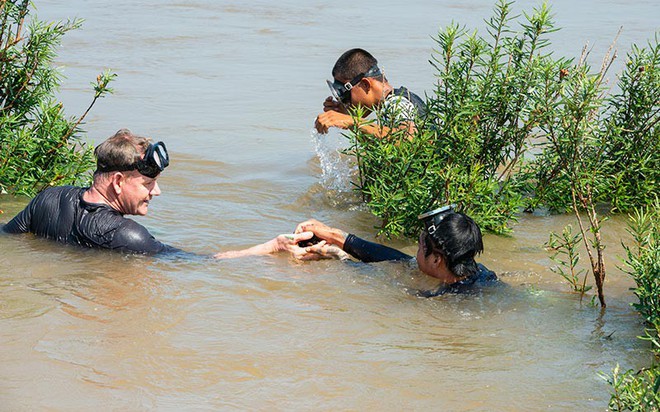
[294,219,332,238]
[299,240,349,261]
[314,110,354,134]
[322,96,348,114]
[295,219,347,249]
[270,232,315,259]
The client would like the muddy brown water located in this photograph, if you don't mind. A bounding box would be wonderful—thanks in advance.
[1,0,658,410]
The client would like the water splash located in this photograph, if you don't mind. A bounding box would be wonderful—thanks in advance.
[311,128,357,193]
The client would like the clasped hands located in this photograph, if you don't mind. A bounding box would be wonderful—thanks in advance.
[277,219,348,261]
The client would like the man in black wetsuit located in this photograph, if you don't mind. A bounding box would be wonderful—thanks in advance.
[295,206,497,296]
[3,129,313,258]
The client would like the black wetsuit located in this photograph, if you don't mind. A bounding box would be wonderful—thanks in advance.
[3,186,174,255]
[342,233,498,296]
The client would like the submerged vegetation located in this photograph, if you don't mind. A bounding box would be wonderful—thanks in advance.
[604,201,660,411]
[0,0,114,196]
[546,224,591,296]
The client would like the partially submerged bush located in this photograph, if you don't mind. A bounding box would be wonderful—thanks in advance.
[600,38,660,214]
[342,0,658,307]
[523,34,660,214]
[345,0,658,241]
[350,0,559,236]
[604,201,660,411]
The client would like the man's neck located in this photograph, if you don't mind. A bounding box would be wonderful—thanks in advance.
[440,272,463,286]
[427,266,463,285]
[83,185,120,212]
[382,82,394,99]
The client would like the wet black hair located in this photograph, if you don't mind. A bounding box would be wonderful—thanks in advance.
[422,212,484,278]
[332,48,380,82]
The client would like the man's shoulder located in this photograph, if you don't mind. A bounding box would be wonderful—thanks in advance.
[392,87,426,115]
[476,263,498,282]
[33,185,84,203]
[111,218,167,255]
[115,218,151,237]
[3,185,85,236]
[28,186,87,219]
[392,86,417,99]
[380,86,426,122]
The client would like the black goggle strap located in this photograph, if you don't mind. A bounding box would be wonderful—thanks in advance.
[418,204,456,236]
[329,65,383,99]
[96,162,137,173]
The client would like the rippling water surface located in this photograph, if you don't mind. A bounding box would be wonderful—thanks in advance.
[1,0,658,409]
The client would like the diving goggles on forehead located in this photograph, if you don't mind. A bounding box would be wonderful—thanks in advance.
[326,64,383,104]
[418,204,456,236]
[137,141,169,178]
[97,141,169,179]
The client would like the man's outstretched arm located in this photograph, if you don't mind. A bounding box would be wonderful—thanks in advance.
[213,232,314,259]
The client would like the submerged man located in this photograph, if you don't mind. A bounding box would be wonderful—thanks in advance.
[315,48,425,138]
[295,206,498,297]
[2,129,312,258]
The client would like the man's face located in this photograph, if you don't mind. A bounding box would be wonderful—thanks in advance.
[416,231,441,279]
[117,171,161,216]
[417,230,433,275]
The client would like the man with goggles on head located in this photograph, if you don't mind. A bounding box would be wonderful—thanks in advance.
[4,129,315,258]
[315,48,426,139]
[295,205,497,297]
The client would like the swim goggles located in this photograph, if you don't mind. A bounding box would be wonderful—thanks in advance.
[418,204,456,236]
[136,141,169,178]
[326,64,383,105]
[97,141,169,178]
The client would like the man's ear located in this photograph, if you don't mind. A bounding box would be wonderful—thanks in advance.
[110,172,124,195]
[359,78,372,93]
[432,252,444,269]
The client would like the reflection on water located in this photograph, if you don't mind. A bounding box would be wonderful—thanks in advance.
[1,0,657,409]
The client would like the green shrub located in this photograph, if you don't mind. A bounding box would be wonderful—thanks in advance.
[524,34,660,214]
[624,200,660,328]
[606,360,660,412]
[0,0,114,196]
[601,37,660,213]
[345,1,658,241]
[605,201,660,411]
[349,0,560,236]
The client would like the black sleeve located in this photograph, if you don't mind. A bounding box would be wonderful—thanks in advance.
[342,234,412,263]
[2,199,34,234]
[111,219,179,255]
